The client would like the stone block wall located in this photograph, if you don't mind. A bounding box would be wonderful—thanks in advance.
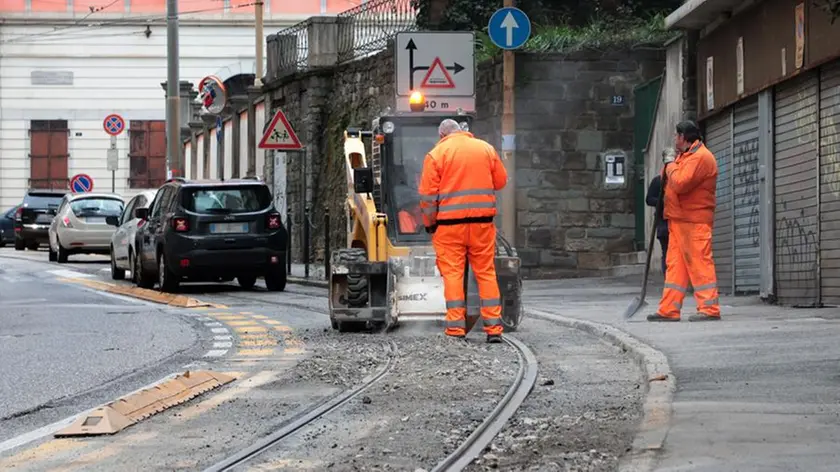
[475,50,665,278]
[265,46,395,264]
[263,43,664,278]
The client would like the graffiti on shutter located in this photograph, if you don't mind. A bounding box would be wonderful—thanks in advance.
[29,120,69,190]
[705,111,733,295]
[819,61,840,305]
[732,98,761,294]
[774,71,819,307]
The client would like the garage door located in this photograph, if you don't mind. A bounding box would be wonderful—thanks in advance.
[774,71,819,306]
[705,110,733,295]
[731,97,761,294]
[819,61,840,304]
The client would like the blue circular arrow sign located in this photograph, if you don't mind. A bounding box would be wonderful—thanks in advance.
[488,7,531,50]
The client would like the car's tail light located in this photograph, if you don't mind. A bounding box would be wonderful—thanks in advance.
[172,217,189,232]
[62,216,72,228]
[267,213,281,230]
[15,207,23,221]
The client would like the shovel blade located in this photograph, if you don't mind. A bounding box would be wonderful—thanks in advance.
[622,297,648,319]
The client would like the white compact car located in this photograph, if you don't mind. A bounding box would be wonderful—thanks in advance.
[108,189,157,281]
[48,193,125,263]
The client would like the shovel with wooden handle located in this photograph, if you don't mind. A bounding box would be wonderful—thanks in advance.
[622,154,671,320]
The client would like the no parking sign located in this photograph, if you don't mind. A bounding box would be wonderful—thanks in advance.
[70,174,94,193]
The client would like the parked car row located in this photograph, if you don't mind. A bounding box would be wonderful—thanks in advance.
[5,177,289,293]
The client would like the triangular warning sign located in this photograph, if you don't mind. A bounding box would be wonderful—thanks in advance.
[420,57,455,89]
[258,109,303,150]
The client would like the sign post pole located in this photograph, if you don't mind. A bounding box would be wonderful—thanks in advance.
[103,114,124,193]
[488,4,531,242]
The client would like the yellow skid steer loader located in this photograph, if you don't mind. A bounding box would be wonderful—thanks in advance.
[328,108,523,333]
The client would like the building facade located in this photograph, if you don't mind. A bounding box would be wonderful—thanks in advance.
[657,0,840,306]
[0,0,362,209]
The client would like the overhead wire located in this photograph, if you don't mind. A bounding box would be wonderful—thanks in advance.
[0,1,259,44]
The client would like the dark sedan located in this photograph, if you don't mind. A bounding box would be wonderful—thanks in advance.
[0,205,20,247]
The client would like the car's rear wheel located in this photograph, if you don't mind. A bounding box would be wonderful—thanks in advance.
[265,266,287,292]
[110,247,125,280]
[56,238,69,263]
[237,276,257,289]
[158,252,180,293]
[135,252,154,289]
[14,238,24,251]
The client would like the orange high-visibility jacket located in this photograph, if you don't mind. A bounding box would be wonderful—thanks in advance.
[663,140,718,224]
[418,131,507,228]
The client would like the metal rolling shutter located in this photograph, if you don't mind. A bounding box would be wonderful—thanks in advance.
[731,98,761,293]
[819,61,840,305]
[774,71,819,306]
[705,111,733,295]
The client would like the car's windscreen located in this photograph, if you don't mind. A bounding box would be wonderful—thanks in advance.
[70,198,124,217]
[25,194,64,208]
[182,186,272,214]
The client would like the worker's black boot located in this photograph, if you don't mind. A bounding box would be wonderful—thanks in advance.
[486,334,502,344]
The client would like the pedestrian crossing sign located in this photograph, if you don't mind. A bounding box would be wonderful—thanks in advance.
[258,109,303,150]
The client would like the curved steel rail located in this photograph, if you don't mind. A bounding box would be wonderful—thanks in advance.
[431,334,539,472]
[202,341,398,472]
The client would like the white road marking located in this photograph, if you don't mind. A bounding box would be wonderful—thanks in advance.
[204,322,223,327]
[47,269,94,279]
[213,342,233,349]
[0,371,183,454]
[214,335,233,341]
[196,317,212,322]
[204,349,228,358]
[211,328,229,334]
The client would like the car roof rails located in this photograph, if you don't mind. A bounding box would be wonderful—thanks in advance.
[166,177,187,184]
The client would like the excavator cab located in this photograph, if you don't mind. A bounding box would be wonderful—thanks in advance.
[328,106,523,333]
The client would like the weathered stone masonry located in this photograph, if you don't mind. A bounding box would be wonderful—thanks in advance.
[263,44,663,278]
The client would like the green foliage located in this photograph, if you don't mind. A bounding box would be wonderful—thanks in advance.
[411,0,682,32]
[474,13,675,62]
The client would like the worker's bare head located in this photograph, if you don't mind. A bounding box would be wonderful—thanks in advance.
[438,119,462,139]
[674,120,701,152]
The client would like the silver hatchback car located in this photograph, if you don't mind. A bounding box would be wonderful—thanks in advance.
[48,193,125,263]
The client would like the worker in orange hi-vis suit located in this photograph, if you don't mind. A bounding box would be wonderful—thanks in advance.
[418,119,508,343]
[648,120,722,322]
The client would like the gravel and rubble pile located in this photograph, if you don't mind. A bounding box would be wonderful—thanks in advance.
[465,317,645,472]
[251,328,520,470]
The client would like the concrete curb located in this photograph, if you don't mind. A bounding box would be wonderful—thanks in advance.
[287,276,328,289]
[527,309,674,472]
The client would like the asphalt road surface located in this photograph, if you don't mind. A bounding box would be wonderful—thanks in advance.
[0,249,211,447]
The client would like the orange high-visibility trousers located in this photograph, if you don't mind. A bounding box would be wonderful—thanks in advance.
[658,221,721,319]
[431,222,503,336]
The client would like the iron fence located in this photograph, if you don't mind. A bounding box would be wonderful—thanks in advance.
[268,0,417,79]
[336,0,417,63]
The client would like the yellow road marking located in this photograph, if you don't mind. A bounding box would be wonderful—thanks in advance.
[240,339,279,347]
[234,326,268,333]
[263,319,282,325]
[251,315,269,319]
[0,438,84,469]
[227,320,261,327]
[271,325,292,332]
[283,348,306,355]
[236,348,275,357]
[45,431,158,472]
[238,333,275,340]
[173,371,274,422]
[239,311,254,315]
[212,315,247,321]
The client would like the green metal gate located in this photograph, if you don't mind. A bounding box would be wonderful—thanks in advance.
[633,76,663,248]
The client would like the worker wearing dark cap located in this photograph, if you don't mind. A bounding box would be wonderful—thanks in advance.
[648,121,721,322]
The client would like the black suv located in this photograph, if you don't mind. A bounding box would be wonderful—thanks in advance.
[132,178,288,292]
[14,189,66,250]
